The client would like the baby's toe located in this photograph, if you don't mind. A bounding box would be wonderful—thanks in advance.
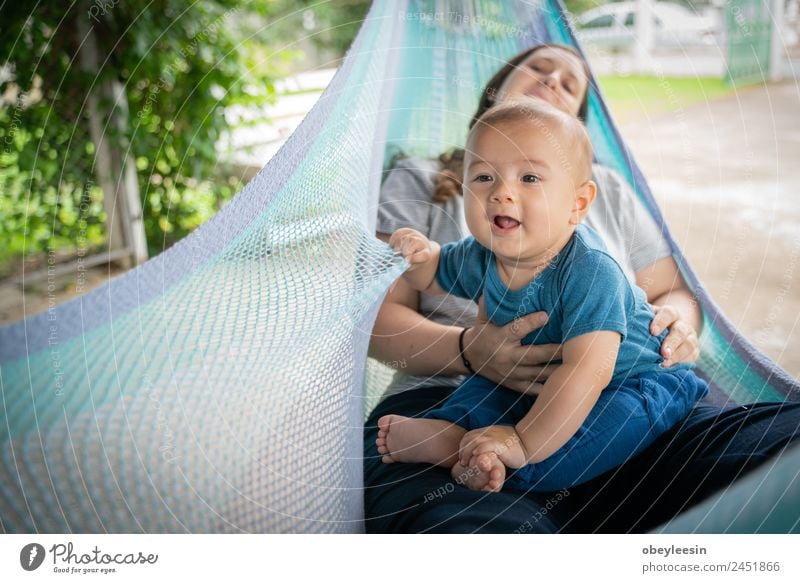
[376,415,394,433]
[451,461,469,485]
[476,452,495,472]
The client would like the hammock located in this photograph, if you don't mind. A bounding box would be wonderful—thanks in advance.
[1,0,798,533]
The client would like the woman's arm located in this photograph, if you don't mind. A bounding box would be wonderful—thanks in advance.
[369,231,467,376]
[369,274,467,376]
[636,256,702,366]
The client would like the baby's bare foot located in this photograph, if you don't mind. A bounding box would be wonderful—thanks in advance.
[376,415,461,467]
[452,452,506,492]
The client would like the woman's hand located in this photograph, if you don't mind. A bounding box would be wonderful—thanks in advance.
[463,296,561,394]
[650,304,700,367]
[637,256,702,367]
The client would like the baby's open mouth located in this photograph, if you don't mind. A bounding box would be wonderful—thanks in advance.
[493,215,521,230]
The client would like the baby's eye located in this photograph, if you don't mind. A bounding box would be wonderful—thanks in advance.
[521,174,540,183]
[473,174,493,183]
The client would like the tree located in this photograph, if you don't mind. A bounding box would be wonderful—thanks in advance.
[0,0,296,269]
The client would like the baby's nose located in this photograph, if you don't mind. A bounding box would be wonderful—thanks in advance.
[491,189,516,203]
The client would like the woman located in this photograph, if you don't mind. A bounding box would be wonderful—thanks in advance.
[364,44,800,533]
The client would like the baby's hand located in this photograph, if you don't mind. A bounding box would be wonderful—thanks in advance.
[459,425,528,470]
[389,228,434,270]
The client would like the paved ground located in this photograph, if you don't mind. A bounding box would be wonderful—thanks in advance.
[614,80,800,380]
[3,80,799,382]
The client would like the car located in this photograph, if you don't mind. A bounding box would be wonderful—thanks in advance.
[576,1,718,49]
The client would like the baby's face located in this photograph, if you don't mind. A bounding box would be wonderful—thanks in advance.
[463,119,583,264]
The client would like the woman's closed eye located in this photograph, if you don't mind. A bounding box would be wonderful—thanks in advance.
[564,77,582,95]
[529,63,550,75]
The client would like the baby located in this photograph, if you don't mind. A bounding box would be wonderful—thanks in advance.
[376,98,708,493]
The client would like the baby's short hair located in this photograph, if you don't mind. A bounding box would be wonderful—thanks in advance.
[467,98,593,182]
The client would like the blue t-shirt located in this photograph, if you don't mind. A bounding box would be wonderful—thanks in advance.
[436,224,677,382]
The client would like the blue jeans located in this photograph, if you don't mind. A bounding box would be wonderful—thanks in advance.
[364,385,800,532]
[422,368,709,492]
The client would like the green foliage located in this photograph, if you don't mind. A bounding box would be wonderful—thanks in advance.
[564,0,605,18]
[300,0,372,57]
[0,0,297,266]
[597,75,733,123]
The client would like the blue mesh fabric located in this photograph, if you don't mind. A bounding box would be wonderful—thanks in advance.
[1,0,797,533]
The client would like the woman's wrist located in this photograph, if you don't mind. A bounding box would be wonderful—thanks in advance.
[459,325,483,375]
[458,327,477,375]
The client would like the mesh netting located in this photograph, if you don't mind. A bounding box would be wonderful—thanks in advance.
[0,0,406,533]
[2,0,798,533]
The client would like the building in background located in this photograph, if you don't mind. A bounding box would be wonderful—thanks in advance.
[575,0,799,79]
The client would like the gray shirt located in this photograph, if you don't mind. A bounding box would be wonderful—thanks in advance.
[376,156,672,399]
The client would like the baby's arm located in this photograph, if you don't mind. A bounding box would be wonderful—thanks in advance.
[389,228,446,295]
[460,331,620,469]
[514,331,620,464]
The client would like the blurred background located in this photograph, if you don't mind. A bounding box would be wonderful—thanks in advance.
[1,0,799,379]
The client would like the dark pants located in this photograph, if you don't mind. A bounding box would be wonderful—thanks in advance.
[363,385,800,533]
[423,369,708,492]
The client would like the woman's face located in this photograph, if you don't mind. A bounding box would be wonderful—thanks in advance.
[496,47,588,118]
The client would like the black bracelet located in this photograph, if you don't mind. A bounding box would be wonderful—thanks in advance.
[458,327,476,375]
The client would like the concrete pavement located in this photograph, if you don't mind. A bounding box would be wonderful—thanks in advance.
[616,80,800,380]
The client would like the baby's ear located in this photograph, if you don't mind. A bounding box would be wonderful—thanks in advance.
[569,180,597,225]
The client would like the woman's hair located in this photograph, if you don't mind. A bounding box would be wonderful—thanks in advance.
[432,43,591,203]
